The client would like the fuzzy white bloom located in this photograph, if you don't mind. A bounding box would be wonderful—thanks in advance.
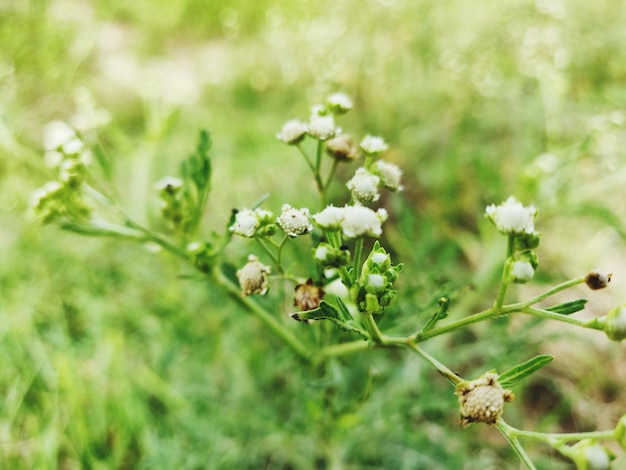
[375,160,403,191]
[276,119,308,145]
[340,205,387,238]
[371,252,388,266]
[312,205,345,230]
[236,255,271,296]
[327,92,353,114]
[360,134,388,155]
[510,260,534,283]
[277,204,313,237]
[485,196,537,234]
[346,167,380,203]
[367,273,386,291]
[308,114,336,140]
[156,176,183,192]
[229,208,273,238]
[43,120,77,151]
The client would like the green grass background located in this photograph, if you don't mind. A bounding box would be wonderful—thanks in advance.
[2,0,626,468]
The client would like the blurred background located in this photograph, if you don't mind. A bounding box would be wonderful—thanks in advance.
[2,0,626,468]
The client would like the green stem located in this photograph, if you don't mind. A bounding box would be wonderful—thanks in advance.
[255,237,280,270]
[296,143,316,173]
[521,306,604,330]
[496,421,537,470]
[211,265,311,362]
[353,237,364,282]
[362,311,384,344]
[494,235,514,309]
[399,340,463,385]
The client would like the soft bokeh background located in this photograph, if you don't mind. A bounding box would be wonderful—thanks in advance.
[2,0,626,468]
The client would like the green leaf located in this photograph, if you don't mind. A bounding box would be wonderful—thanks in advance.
[545,299,587,315]
[498,355,553,388]
[290,301,366,337]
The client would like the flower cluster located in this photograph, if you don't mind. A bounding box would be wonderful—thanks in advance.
[31,121,92,223]
[229,208,276,238]
[352,242,403,315]
[313,205,388,238]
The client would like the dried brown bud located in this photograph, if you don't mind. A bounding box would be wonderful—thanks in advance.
[456,372,513,427]
[294,278,324,311]
[326,134,359,161]
[585,269,612,290]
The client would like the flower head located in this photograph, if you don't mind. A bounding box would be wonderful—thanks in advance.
[293,278,325,311]
[276,119,308,145]
[236,255,271,296]
[346,168,380,203]
[312,205,345,230]
[229,208,274,238]
[374,160,403,191]
[360,134,388,155]
[510,260,535,283]
[276,204,313,237]
[326,134,359,161]
[156,176,183,194]
[43,120,77,151]
[327,92,353,114]
[585,269,612,290]
[340,205,387,238]
[485,196,537,235]
[308,114,336,141]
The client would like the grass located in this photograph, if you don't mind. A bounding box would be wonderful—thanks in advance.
[2,0,626,467]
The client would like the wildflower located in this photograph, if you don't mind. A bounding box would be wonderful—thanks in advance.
[485,196,537,235]
[585,269,612,290]
[346,168,380,203]
[236,255,271,296]
[276,204,313,237]
[308,114,336,140]
[340,206,387,238]
[312,205,345,230]
[327,92,353,114]
[294,278,324,311]
[374,160,403,191]
[276,119,308,145]
[326,134,359,161]
[229,208,274,238]
[43,120,77,151]
[156,176,183,195]
[456,372,514,427]
[360,134,388,155]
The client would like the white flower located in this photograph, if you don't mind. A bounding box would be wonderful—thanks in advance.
[314,245,330,262]
[327,92,353,114]
[229,208,267,238]
[326,134,359,161]
[236,255,271,296]
[367,273,386,291]
[43,120,77,151]
[510,260,534,283]
[308,114,336,140]
[360,135,388,155]
[276,119,308,145]
[276,204,313,237]
[371,252,388,266]
[312,205,345,230]
[340,205,387,238]
[485,196,537,234]
[375,160,403,191]
[156,176,183,193]
[346,167,380,203]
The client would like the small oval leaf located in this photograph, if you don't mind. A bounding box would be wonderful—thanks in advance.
[498,355,553,388]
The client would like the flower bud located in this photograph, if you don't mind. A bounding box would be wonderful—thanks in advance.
[374,160,403,191]
[567,440,612,470]
[236,255,271,296]
[603,305,626,341]
[456,372,514,427]
[614,415,626,450]
[585,269,612,290]
[313,243,350,267]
